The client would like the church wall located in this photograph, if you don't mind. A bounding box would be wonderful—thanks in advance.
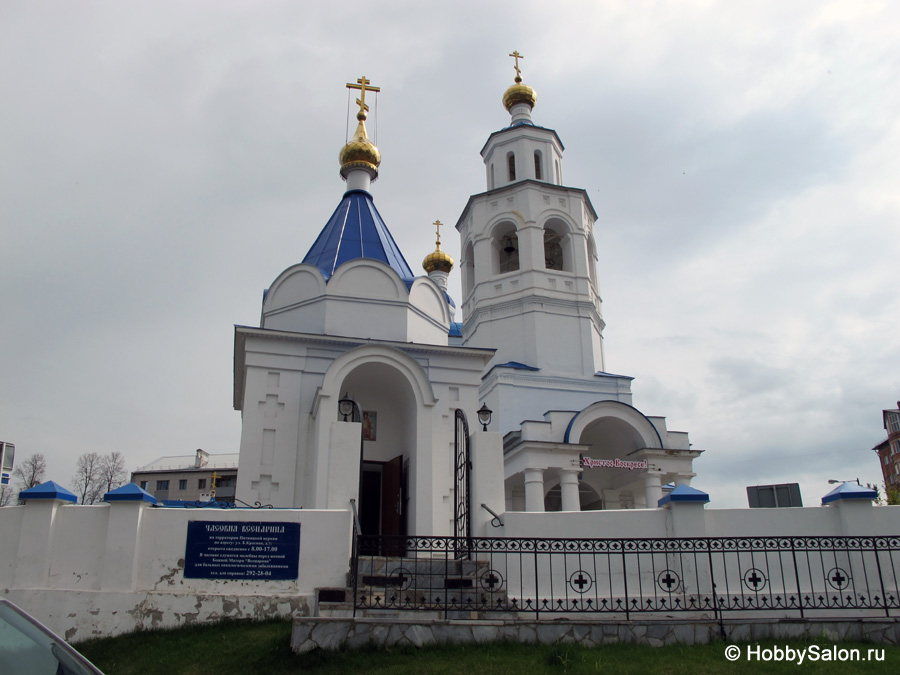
[262,299,326,334]
[481,376,633,438]
[324,296,410,342]
[0,498,352,641]
[408,277,451,345]
[261,261,450,346]
[235,338,307,508]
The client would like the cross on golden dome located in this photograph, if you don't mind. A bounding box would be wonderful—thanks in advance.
[503,50,536,113]
[346,76,380,120]
[422,219,454,274]
[509,50,524,83]
[340,76,382,180]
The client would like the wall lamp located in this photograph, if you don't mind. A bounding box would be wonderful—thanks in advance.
[338,393,355,421]
[477,403,493,431]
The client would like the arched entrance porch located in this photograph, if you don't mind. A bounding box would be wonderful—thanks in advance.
[315,345,438,535]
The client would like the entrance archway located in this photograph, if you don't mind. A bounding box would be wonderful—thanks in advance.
[566,401,662,509]
[320,344,437,535]
[341,361,416,537]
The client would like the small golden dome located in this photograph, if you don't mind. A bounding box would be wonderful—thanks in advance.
[340,114,381,180]
[423,248,454,274]
[423,219,454,274]
[502,82,537,112]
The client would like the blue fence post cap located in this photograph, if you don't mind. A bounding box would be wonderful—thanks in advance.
[658,484,710,507]
[104,482,158,504]
[821,482,877,506]
[19,480,77,503]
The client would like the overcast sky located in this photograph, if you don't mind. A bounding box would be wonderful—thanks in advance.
[2,1,898,509]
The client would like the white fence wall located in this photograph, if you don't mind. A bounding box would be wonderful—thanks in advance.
[3,486,898,642]
[499,499,900,539]
[0,497,351,642]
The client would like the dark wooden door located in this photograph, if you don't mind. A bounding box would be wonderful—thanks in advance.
[381,455,403,536]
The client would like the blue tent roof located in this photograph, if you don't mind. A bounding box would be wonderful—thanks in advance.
[104,482,158,504]
[302,189,415,282]
[657,484,710,507]
[821,481,877,505]
[19,480,77,503]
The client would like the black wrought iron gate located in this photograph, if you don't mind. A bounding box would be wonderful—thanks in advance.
[453,409,471,558]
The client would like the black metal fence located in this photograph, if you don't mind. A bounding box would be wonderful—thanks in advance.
[353,535,900,620]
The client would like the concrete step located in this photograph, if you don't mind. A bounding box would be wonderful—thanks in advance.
[316,600,517,621]
[356,556,489,577]
[316,586,515,620]
[358,573,480,591]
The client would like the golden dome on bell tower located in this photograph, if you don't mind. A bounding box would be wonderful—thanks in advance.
[502,50,537,113]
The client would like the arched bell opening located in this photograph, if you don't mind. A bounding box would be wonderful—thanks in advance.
[542,217,573,272]
[491,221,520,274]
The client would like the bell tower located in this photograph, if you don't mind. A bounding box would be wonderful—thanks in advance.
[456,53,606,381]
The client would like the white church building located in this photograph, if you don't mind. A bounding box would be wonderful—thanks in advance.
[232,62,701,536]
[5,58,898,647]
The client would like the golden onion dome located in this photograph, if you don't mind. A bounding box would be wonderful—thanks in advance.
[422,220,454,274]
[339,112,381,180]
[423,247,454,274]
[502,81,537,112]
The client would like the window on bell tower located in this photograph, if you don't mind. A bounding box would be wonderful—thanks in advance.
[534,151,543,180]
[507,153,516,181]
[462,241,475,298]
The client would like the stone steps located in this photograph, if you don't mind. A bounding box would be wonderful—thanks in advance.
[315,554,515,620]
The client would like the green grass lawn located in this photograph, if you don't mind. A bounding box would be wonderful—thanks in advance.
[75,618,900,675]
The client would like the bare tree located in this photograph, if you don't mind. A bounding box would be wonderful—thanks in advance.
[0,484,12,507]
[72,452,103,504]
[13,453,47,491]
[98,451,127,494]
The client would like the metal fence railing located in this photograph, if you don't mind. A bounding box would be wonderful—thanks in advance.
[352,535,900,621]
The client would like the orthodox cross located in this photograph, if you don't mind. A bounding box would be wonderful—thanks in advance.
[434,219,443,247]
[346,76,380,118]
[509,50,524,82]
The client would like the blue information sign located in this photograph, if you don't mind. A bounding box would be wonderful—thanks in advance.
[184,521,300,580]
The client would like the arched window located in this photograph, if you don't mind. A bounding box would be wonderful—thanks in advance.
[534,150,543,180]
[507,153,516,182]
[587,235,599,290]
[489,164,495,190]
[462,241,475,298]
